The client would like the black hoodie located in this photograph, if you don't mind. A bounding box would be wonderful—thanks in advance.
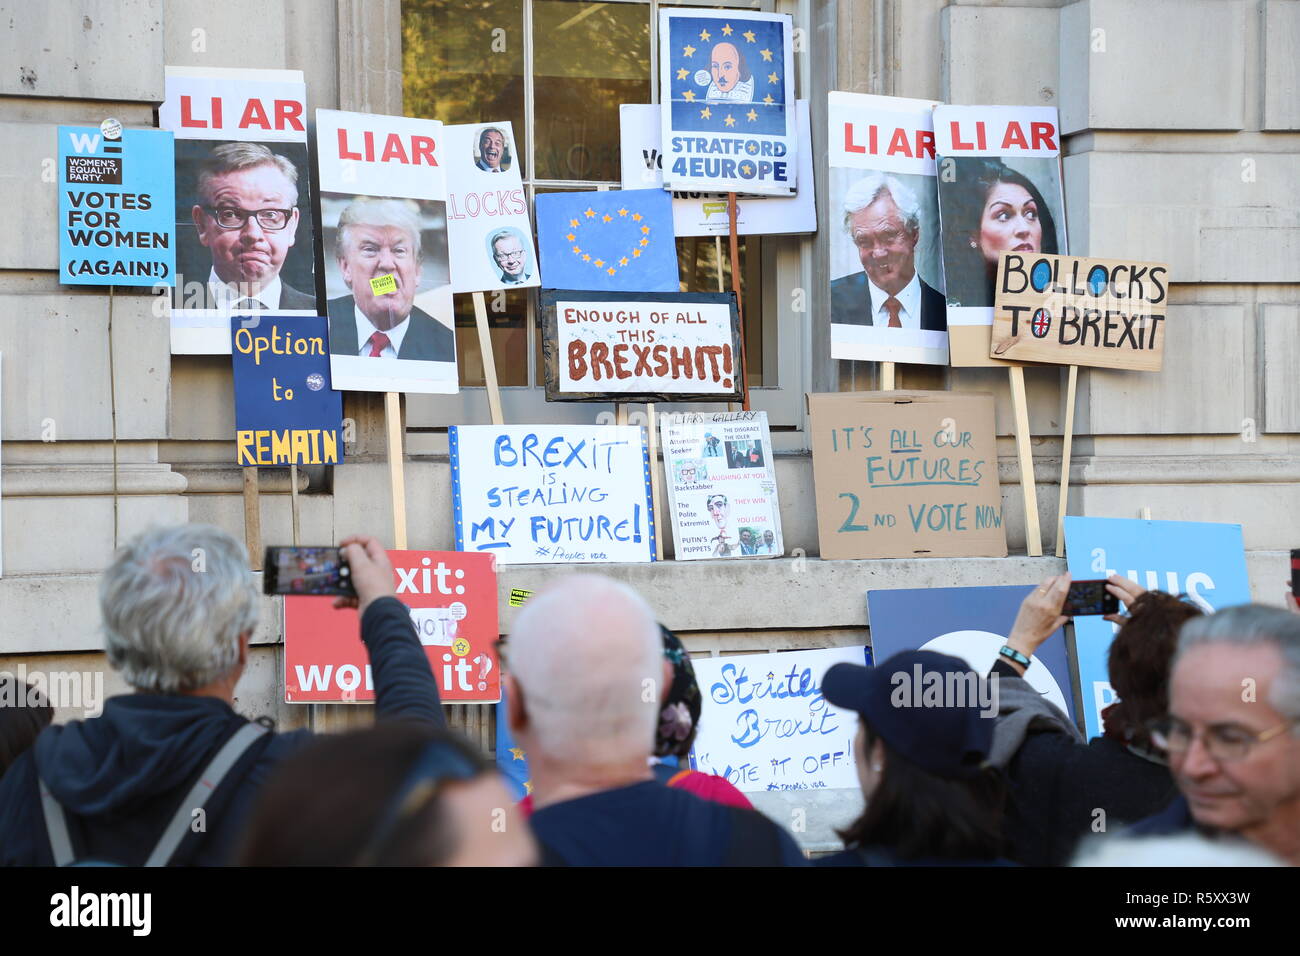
[0,597,444,866]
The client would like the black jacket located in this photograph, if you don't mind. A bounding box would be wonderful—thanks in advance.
[830,271,948,331]
[0,597,442,866]
[326,295,455,362]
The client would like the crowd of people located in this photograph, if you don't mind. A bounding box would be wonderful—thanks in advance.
[0,523,1296,867]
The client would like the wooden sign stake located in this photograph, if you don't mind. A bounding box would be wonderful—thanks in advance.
[1140,506,1152,521]
[471,291,505,426]
[646,402,665,561]
[385,391,408,549]
[880,362,896,391]
[1008,366,1042,557]
[1054,364,1078,557]
[727,192,751,411]
[242,467,263,570]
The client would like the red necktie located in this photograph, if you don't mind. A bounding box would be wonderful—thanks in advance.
[884,296,902,328]
[367,331,391,357]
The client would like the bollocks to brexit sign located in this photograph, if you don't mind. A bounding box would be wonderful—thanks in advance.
[58,125,175,286]
[658,9,798,197]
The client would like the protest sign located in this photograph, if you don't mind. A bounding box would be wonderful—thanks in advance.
[991,252,1170,370]
[828,92,947,366]
[230,315,343,467]
[450,424,655,565]
[535,188,678,293]
[867,585,1076,720]
[540,290,741,402]
[619,101,815,236]
[658,9,798,196]
[1064,517,1251,739]
[690,646,868,793]
[661,410,782,560]
[315,108,457,394]
[160,67,317,354]
[442,121,539,293]
[284,550,499,703]
[58,126,175,287]
[934,105,1068,367]
[808,391,1006,559]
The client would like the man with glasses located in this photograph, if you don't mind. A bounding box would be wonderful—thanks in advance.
[1132,605,1300,864]
[489,229,531,285]
[189,142,314,310]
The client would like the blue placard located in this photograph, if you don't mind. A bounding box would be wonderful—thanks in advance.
[231,315,344,467]
[867,585,1077,722]
[1064,516,1250,739]
[535,188,678,293]
[58,126,176,286]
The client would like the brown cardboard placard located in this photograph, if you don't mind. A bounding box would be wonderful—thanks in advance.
[991,252,1169,370]
[808,390,1007,560]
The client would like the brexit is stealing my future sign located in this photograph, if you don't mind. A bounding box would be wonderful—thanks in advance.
[231,315,344,466]
[658,9,797,196]
[58,126,175,286]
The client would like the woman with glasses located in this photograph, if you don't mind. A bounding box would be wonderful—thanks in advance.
[985,574,1202,865]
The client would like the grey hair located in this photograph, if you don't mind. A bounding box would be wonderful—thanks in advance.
[489,228,520,253]
[335,197,423,263]
[1177,604,1300,725]
[197,142,299,206]
[841,171,921,235]
[100,524,259,693]
[478,126,506,150]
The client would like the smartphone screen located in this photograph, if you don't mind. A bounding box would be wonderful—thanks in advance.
[1062,579,1119,617]
[263,547,355,597]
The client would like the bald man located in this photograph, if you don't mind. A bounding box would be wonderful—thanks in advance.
[505,574,805,866]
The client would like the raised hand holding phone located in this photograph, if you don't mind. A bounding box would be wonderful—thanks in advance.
[334,535,397,615]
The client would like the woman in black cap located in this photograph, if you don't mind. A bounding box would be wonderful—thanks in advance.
[816,649,1011,866]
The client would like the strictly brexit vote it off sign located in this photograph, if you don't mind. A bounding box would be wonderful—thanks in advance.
[991,252,1169,370]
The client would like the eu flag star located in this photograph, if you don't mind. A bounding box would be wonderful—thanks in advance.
[607,267,616,276]
[569,218,579,228]
[582,253,591,261]
[762,94,774,105]
[676,67,689,81]
[760,48,773,62]
[698,29,710,42]
[594,259,604,268]
[746,109,757,122]
[632,249,641,257]
[632,213,642,221]
[618,208,628,217]
[566,233,575,241]
[641,226,650,234]
[639,238,649,246]
[584,207,596,218]
[724,114,736,127]
[682,89,696,102]
[509,748,525,761]
[742,30,756,43]
[572,245,581,253]
[768,72,779,84]
[683,44,696,57]
[721,23,733,36]
[602,214,612,223]
[700,106,711,119]
[619,257,629,266]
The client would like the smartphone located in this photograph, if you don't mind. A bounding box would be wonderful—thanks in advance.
[1061,579,1120,617]
[1291,549,1300,599]
[263,546,356,597]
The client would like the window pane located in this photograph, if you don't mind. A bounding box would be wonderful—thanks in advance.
[675,234,764,385]
[455,289,531,387]
[533,0,651,181]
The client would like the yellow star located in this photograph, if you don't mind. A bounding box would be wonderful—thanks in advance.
[594,259,604,268]
[700,106,712,119]
[524,780,533,795]
[632,249,641,257]
[509,747,525,761]
[566,233,575,242]
[683,44,696,57]
[641,225,651,234]
[763,94,775,105]
[602,214,612,223]
[582,254,591,262]
[639,238,649,246]
[584,207,596,218]
[721,23,733,36]
[619,257,628,266]
[699,29,711,42]
[572,245,581,254]
[632,213,642,221]
[741,163,753,176]
[760,48,773,62]
[682,90,696,102]
[569,218,579,228]
[768,72,779,84]
[618,208,628,217]
[742,30,756,43]
[676,67,689,81]
[724,114,736,127]
[607,267,616,276]
[746,109,757,122]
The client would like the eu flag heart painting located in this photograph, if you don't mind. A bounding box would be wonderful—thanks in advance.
[536,188,680,293]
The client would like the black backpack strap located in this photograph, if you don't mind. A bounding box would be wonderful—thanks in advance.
[722,807,787,866]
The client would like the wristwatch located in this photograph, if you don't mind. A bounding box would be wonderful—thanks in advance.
[997,645,1032,668]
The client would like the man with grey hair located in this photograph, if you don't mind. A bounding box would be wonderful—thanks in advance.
[1129,604,1300,865]
[188,141,315,311]
[0,526,444,866]
[506,573,805,866]
[326,197,454,362]
[831,172,946,331]
[489,228,531,284]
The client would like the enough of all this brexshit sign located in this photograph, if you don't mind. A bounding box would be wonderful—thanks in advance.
[450,424,656,565]
[690,646,868,793]
[58,125,175,286]
[230,315,343,466]
[658,9,798,196]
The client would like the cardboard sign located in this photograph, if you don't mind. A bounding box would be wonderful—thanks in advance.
[828,92,947,366]
[284,551,499,703]
[619,101,816,236]
[658,9,798,196]
[934,105,1068,367]
[58,126,175,287]
[450,424,656,565]
[535,188,678,293]
[540,290,741,402]
[1064,517,1250,738]
[808,391,1007,560]
[990,252,1169,370]
[441,121,539,293]
[690,646,867,793]
[661,410,783,559]
[316,108,458,394]
[866,585,1076,721]
[161,67,318,354]
[230,315,343,467]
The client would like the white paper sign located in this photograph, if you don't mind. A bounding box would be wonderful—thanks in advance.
[690,646,866,793]
[620,101,815,236]
[450,424,656,565]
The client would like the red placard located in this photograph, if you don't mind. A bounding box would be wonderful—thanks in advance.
[284,551,499,703]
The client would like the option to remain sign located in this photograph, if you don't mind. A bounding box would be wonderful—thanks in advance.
[541,290,741,402]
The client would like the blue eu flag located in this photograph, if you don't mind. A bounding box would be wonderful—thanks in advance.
[536,188,679,293]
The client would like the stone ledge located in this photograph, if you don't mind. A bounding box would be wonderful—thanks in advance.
[2,463,187,496]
